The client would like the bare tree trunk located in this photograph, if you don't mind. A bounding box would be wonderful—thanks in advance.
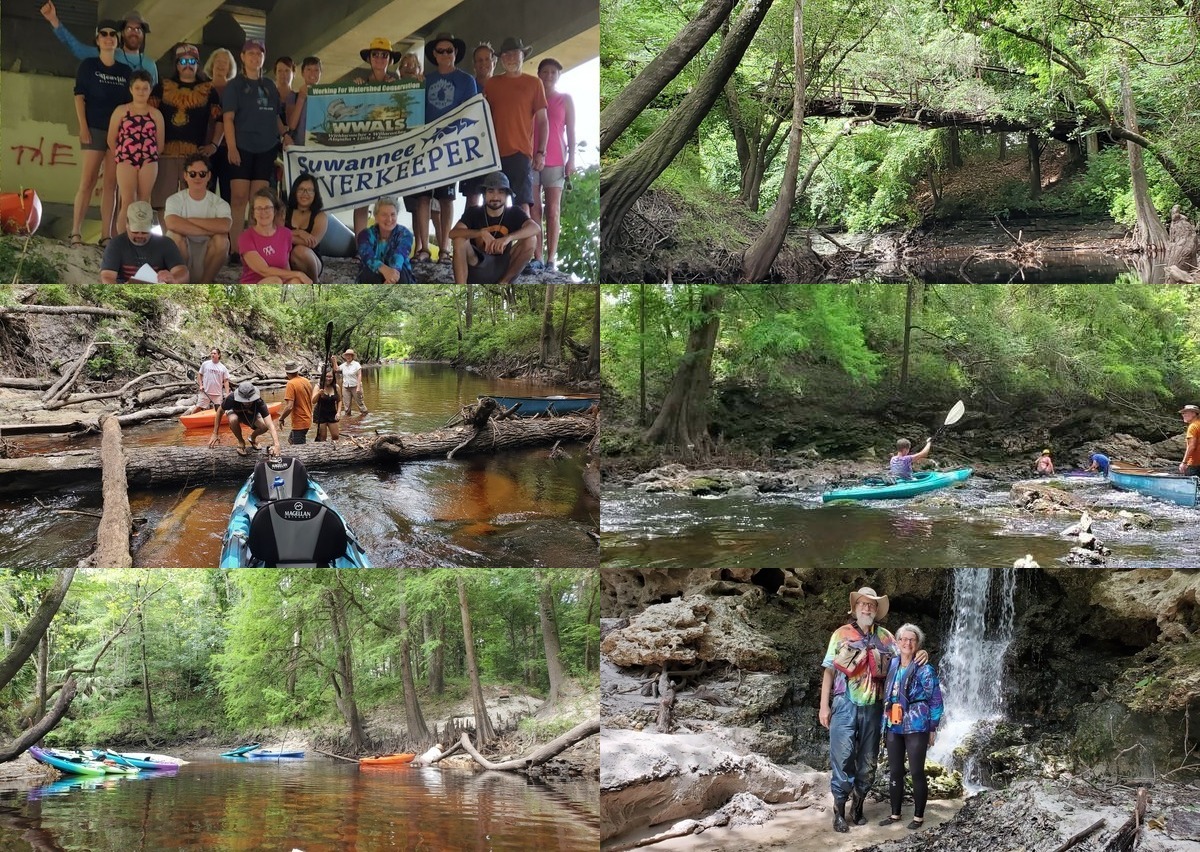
[424,610,445,695]
[137,604,154,725]
[458,718,600,771]
[644,289,725,449]
[325,587,365,751]
[1121,64,1167,253]
[457,576,496,746]
[558,283,572,354]
[946,127,962,167]
[583,573,599,672]
[0,565,77,688]
[540,284,559,365]
[600,0,739,152]
[1027,134,1042,198]
[536,571,567,707]
[601,0,775,245]
[34,634,48,722]
[87,416,132,569]
[465,284,474,331]
[397,568,430,743]
[287,628,300,697]
[900,282,915,390]
[739,0,805,283]
[588,286,600,377]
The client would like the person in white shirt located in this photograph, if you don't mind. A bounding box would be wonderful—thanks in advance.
[163,152,232,282]
[183,347,231,414]
[333,348,368,415]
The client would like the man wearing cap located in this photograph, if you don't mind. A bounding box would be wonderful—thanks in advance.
[1180,405,1200,476]
[40,3,159,85]
[484,37,549,217]
[333,350,368,416]
[278,360,314,445]
[150,43,223,214]
[223,38,288,258]
[164,153,232,283]
[207,380,282,457]
[820,587,923,833]
[100,201,188,282]
[406,33,477,264]
[448,172,540,285]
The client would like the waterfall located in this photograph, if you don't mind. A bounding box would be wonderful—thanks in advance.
[927,566,1017,787]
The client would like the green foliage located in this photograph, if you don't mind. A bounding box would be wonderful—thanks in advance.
[0,236,62,285]
[35,283,71,306]
[559,165,600,281]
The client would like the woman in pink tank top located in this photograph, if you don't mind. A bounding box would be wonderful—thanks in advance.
[532,58,575,271]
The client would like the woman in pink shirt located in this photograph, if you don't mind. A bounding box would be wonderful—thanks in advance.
[531,58,575,272]
[239,188,311,284]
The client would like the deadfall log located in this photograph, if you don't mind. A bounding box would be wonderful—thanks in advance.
[0,415,597,495]
[459,717,600,772]
[85,417,132,569]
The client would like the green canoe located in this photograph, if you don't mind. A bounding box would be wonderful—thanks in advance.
[821,468,973,502]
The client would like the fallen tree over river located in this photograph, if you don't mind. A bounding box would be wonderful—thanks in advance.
[0,414,598,496]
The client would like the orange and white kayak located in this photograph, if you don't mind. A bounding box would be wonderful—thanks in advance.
[0,190,41,235]
[179,401,283,430]
[359,753,416,767]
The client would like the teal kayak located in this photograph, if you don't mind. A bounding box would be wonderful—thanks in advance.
[821,468,973,502]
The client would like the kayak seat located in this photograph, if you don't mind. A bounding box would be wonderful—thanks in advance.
[252,456,310,500]
[246,498,348,567]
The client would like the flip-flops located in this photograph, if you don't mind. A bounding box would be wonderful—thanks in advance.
[235,445,249,457]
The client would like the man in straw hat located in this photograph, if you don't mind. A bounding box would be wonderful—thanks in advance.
[1179,404,1200,476]
[483,36,548,217]
[820,586,925,832]
[207,380,282,457]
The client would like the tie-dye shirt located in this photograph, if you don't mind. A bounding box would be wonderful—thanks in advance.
[881,657,944,735]
[822,623,897,706]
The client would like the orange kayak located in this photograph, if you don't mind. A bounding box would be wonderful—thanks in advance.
[359,753,416,767]
[179,401,283,430]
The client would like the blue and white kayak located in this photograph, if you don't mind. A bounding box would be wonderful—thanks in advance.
[479,394,598,416]
[246,749,305,759]
[221,742,262,758]
[219,457,371,568]
[822,468,973,502]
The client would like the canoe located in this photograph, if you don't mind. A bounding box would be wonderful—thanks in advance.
[221,742,262,757]
[31,747,114,776]
[821,468,973,502]
[359,753,416,767]
[1108,462,1198,507]
[246,749,304,758]
[479,394,599,416]
[219,456,371,568]
[179,401,283,430]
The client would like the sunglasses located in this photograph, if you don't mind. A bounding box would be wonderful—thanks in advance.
[434,48,455,55]
[98,29,119,37]
[178,57,198,66]
[186,169,209,178]
[370,51,391,58]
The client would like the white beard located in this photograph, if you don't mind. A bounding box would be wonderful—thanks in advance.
[856,614,874,631]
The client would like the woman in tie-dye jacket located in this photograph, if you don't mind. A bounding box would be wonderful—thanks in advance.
[879,622,944,831]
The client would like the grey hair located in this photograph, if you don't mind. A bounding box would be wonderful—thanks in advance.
[896,623,925,648]
[204,47,238,80]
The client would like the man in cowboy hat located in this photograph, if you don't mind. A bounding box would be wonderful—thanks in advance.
[1179,404,1200,476]
[484,36,549,216]
[207,380,282,457]
[332,349,368,416]
[820,586,925,832]
[448,172,540,285]
[40,2,159,84]
[278,360,314,445]
[406,32,478,264]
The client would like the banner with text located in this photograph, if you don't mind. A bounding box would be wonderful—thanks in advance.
[307,80,424,145]
[283,95,501,213]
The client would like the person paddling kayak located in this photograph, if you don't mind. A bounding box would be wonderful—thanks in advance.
[890,437,931,481]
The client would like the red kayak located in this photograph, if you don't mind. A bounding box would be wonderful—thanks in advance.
[179,401,283,430]
[0,190,41,235]
[359,753,416,767]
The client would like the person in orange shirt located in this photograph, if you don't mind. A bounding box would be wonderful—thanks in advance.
[1179,404,1200,476]
[483,36,548,218]
[279,359,314,445]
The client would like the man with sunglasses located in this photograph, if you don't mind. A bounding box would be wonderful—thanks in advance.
[40,3,159,85]
[151,43,223,218]
[164,153,232,282]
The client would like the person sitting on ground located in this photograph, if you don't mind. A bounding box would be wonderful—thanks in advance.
[183,346,230,415]
[278,360,313,445]
[1036,449,1055,476]
[312,374,341,441]
[164,153,231,282]
[1179,404,1200,476]
[356,196,415,283]
[878,623,943,833]
[1088,452,1111,476]
[333,349,367,416]
[284,173,328,282]
[890,437,931,481]
[449,172,540,285]
[207,380,281,457]
[240,188,311,284]
[100,201,188,282]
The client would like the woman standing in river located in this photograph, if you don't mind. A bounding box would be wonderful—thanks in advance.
[879,623,943,831]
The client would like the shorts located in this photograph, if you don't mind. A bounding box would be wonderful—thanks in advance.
[152,156,186,208]
[403,183,456,212]
[499,153,534,207]
[288,428,309,445]
[80,127,109,152]
[194,391,218,409]
[227,147,278,183]
[466,243,512,284]
[533,165,566,190]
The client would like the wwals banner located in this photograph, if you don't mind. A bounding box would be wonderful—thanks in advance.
[283,96,500,213]
[307,81,425,145]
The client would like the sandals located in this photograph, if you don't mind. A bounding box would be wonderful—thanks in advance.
[438,247,452,263]
[235,445,249,457]
[907,819,925,830]
[98,237,111,249]
[879,816,902,827]
[68,233,83,248]
[413,249,432,263]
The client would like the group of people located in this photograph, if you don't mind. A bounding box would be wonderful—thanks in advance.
[190,347,369,456]
[48,5,576,284]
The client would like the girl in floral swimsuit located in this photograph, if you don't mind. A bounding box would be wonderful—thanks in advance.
[108,69,164,235]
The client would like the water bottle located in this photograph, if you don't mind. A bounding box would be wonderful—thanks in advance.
[272,475,285,500]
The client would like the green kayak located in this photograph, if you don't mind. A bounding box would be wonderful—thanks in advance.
[821,468,973,502]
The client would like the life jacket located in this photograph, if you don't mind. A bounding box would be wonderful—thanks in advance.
[832,622,891,683]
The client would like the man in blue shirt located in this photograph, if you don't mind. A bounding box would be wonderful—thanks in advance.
[40,3,160,85]
[1089,453,1111,475]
